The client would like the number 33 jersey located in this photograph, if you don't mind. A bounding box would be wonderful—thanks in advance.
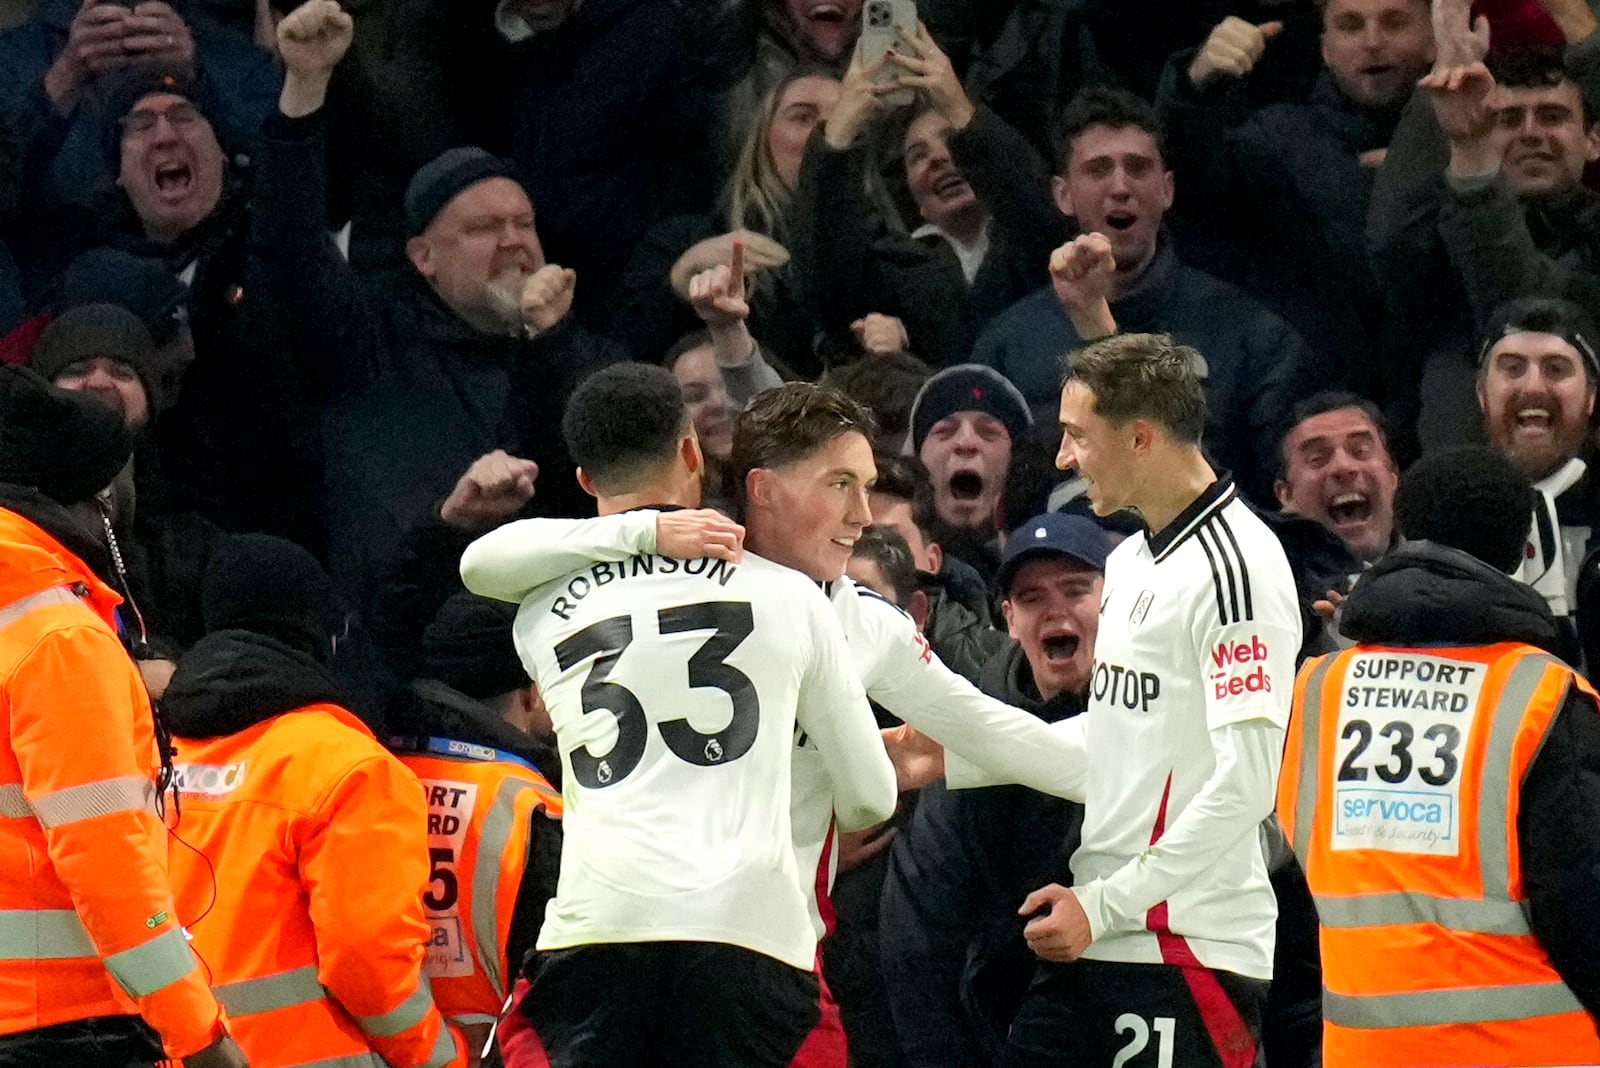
[512,550,896,970]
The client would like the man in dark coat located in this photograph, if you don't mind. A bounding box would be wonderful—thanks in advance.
[1155,0,1434,399]
[260,1,626,605]
[972,88,1314,505]
[879,514,1103,1068]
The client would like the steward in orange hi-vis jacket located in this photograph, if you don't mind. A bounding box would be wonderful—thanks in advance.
[388,592,565,1063]
[162,534,463,1068]
[0,366,240,1066]
[1279,449,1600,1068]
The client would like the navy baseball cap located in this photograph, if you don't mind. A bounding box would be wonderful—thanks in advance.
[996,513,1111,594]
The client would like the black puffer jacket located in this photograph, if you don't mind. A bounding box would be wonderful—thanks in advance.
[1337,540,1600,1018]
[878,641,1083,1068]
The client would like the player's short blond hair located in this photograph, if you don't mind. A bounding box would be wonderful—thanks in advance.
[1067,333,1207,445]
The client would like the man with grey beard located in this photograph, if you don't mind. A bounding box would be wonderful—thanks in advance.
[253,0,625,607]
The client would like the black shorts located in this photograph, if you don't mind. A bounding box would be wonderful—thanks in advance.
[524,941,822,1068]
[1002,958,1269,1068]
[0,1015,164,1068]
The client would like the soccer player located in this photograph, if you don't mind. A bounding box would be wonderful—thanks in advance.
[460,364,896,1068]
[992,332,1302,1066]
[470,351,1298,1064]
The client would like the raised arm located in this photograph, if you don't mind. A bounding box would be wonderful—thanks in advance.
[254,0,381,393]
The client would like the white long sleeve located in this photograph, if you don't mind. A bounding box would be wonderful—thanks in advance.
[833,581,1089,803]
[460,513,658,603]
[1074,717,1283,941]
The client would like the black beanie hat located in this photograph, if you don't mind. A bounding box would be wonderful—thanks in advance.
[55,248,187,343]
[0,364,132,504]
[1478,296,1600,382]
[907,364,1035,455]
[202,534,332,654]
[1395,446,1535,574]
[102,67,219,171]
[404,147,521,237]
[422,592,528,701]
[31,304,165,413]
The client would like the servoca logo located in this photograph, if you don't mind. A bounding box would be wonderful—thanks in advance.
[172,761,250,796]
[1210,636,1272,698]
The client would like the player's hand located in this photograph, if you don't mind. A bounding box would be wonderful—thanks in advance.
[882,724,944,791]
[1020,883,1093,962]
[183,1034,250,1068]
[687,240,750,328]
[520,265,577,336]
[1187,16,1282,88]
[656,509,745,563]
[850,313,910,356]
[440,450,538,530]
[837,819,898,872]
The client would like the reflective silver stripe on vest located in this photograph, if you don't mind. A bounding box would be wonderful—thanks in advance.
[103,923,199,998]
[470,777,528,1000]
[213,965,326,1016]
[0,785,29,818]
[0,586,81,631]
[287,1054,386,1068]
[30,775,157,829]
[1477,652,1560,892]
[357,977,436,1038]
[1314,893,1531,935]
[0,909,96,959]
[448,1013,498,1027]
[1291,656,1338,862]
[1325,981,1585,1029]
[421,1018,460,1068]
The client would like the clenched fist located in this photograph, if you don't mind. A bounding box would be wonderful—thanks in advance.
[440,450,539,531]
[520,265,577,336]
[1050,234,1116,313]
[276,0,352,79]
[850,313,910,357]
[1187,16,1282,87]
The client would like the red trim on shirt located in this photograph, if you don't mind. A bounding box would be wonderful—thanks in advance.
[1142,770,1256,1068]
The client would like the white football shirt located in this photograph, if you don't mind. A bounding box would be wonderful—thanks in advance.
[463,526,896,971]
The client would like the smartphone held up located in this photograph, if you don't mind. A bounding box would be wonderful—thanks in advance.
[858,0,918,109]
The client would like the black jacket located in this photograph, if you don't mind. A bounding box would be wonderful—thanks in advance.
[879,642,1083,1068]
[1339,541,1600,1019]
[972,239,1315,505]
[382,0,717,322]
[791,106,1068,367]
[252,111,627,606]
[1157,63,1400,398]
